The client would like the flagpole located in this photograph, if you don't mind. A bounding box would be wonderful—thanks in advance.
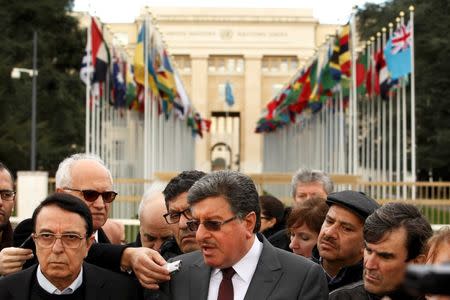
[400,11,408,199]
[376,31,382,199]
[370,36,375,190]
[351,6,358,175]
[85,17,92,154]
[143,14,150,180]
[409,6,416,199]
[381,27,387,200]
[388,22,394,199]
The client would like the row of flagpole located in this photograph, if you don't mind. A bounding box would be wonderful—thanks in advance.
[259,6,416,200]
[81,12,203,182]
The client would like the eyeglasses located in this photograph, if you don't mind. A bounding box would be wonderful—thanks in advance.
[33,232,87,249]
[186,216,238,232]
[63,187,117,203]
[0,190,15,201]
[163,208,193,224]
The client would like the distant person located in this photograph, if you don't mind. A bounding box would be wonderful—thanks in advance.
[291,168,333,204]
[259,195,285,238]
[329,202,433,300]
[153,170,328,299]
[0,193,142,299]
[136,182,173,252]
[0,162,34,275]
[269,168,333,251]
[287,197,328,258]
[314,190,380,292]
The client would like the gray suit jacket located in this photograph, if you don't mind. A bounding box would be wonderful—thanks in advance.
[0,262,143,300]
[150,235,328,300]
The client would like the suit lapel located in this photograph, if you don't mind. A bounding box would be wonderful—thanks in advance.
[84,263,107,300]
[243,237,283,300]
[189,254,211,300]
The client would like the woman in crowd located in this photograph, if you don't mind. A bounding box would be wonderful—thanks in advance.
[287,196,328,258]
[425,226,450,300]
[259,195,286,239]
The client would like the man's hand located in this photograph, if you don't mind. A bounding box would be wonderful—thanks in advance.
[0,247,33,276]
[121,247,171,289]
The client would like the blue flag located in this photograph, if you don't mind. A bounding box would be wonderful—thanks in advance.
[225,82,234,107]
[384,23,412,79]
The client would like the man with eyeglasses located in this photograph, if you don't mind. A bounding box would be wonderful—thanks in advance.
[0,192,143,299]
[10,154,170,291]
[152,170,328,300]
[160,170,206,260]
[0,162,35,276]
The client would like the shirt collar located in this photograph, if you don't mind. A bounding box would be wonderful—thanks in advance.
[37,264,83,295]
[211,235,263,283]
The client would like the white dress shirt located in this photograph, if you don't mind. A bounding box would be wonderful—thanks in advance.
[207,235,263,300]
[37,265,83,295]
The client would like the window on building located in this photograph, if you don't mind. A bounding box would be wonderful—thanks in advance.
[208,56,244,74]
[173,55,191,73]
[262,56,299,74]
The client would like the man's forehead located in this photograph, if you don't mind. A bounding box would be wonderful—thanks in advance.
[328,205,364,227]
[296,182,325,192]
[0,169,14,188]
[168,192,189,210]
[366,228,408,253]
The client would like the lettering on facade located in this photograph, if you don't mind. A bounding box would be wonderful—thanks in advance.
[166,30,288,40]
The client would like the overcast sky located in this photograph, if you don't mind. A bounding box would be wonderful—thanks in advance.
[73,0,387,24]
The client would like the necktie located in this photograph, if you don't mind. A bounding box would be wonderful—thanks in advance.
[217,267,235,300]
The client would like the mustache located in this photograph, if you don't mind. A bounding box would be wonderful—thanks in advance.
[364,269,382,280]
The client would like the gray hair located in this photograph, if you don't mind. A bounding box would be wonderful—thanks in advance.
[188,170,261,233]
[55,153,112,188]
[290,168,333,197]
[138,181,167,219]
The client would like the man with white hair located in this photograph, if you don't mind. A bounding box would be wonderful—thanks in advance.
[7,153,171,290]
[135,182,173,252]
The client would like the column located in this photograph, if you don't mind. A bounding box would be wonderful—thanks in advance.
[242,54,262,173]
[190,54,210,171]
[16,171,48,220]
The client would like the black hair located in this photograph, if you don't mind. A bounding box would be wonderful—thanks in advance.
[32,193,94,238]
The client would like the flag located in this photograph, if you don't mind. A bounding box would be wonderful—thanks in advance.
[356,50,367,96]
[111,50,127,108]
[384,22,412,79]
[90,17,110,83]
[173,70,190,119]
[80,49,93,85]
[225,81,235,107]
[375,50,391,100]
[329,36,342,81]
[339,24,351,77]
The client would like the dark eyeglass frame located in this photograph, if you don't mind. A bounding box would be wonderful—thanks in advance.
[186,215,238,232]
[32,232,87,249]
[63,187,117,203]
[163,208,193,224]
[0,190,16,201]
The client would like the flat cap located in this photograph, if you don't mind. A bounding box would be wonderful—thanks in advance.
[326,190,380,221]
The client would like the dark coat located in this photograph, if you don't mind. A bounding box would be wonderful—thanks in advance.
[0,262,143,300]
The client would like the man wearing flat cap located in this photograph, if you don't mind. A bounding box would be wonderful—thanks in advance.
[313,190,380,292]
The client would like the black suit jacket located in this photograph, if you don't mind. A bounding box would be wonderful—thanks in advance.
[13,218,127,273]
[0,262,143,299]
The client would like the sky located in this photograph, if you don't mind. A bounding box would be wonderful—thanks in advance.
[73,0,387,25]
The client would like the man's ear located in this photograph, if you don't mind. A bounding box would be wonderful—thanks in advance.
[244,212,256,238]
[411,254,427,264]
[85,234,95,256]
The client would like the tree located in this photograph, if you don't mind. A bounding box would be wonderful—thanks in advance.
[356,0,450,180]
[0,0,85,176]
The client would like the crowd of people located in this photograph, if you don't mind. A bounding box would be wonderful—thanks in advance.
[0,156,449,299]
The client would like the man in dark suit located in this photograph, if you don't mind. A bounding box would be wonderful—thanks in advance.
[4,154,169,289]
[0,193,142,299]
[153,170,328,300]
